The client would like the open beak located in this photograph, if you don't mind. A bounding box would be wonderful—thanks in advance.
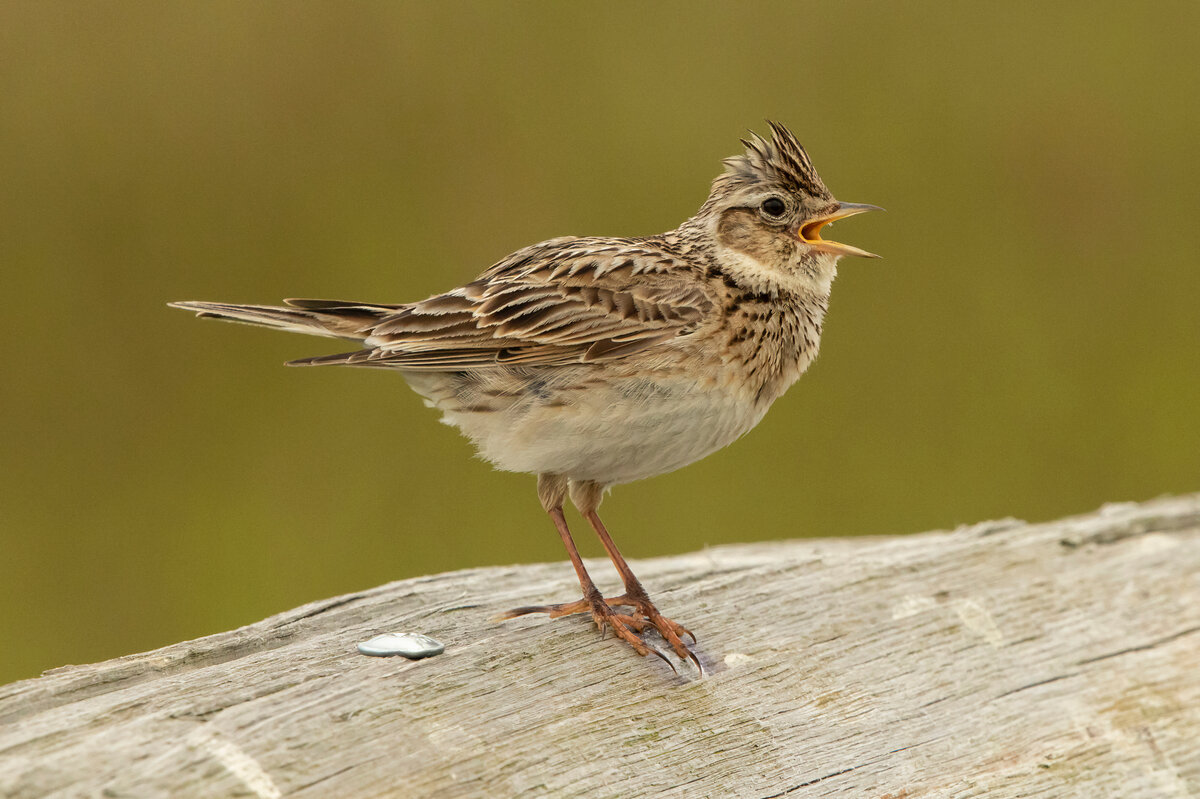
[796,202,884,259]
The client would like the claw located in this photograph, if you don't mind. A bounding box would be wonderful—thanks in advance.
[500,592,691,674]
[497,605,554,620]
[648,644,677,673]
[597,592,702,672]
[501,595,658,621]
[497,598,593,621]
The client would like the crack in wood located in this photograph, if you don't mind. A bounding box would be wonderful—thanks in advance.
[294,763,359,792]
[270,594,368,627]
[757,741,931,798]
[1075,624,1200,666]
[995,672,1076,699]
[759,765,860,798]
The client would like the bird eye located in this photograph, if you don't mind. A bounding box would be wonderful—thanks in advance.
[760,197,787,219]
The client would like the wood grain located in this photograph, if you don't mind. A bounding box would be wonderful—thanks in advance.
[2,495,1198,798]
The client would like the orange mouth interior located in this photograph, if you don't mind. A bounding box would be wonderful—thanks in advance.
[799,218,834,245]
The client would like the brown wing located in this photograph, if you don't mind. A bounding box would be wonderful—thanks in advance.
[289,237,714,370]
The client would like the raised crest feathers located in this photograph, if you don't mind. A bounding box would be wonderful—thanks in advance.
[718,120,831,200]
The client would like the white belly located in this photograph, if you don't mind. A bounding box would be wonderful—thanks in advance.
[402,368,770,486]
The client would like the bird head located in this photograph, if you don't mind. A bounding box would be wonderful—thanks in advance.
[687,121,881,294]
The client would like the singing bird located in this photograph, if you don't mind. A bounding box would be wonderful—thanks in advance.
[171,122,880,673]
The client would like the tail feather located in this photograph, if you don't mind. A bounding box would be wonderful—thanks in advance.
[168,299,399,341]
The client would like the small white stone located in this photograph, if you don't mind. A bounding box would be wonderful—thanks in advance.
[357,633,445,659]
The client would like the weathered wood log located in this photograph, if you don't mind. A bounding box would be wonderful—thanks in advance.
[2,495,1198,798]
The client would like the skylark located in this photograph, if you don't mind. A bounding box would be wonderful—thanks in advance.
[172,122,880,673]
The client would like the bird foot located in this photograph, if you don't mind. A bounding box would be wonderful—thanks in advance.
[501,591,701,674]
[606,591,702,673]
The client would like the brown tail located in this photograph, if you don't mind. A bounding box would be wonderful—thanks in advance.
[168,299,403,341]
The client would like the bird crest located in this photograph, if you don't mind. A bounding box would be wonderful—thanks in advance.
[718,121,831,200]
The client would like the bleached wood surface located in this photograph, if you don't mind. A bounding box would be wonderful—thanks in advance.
[2,495,1199,798]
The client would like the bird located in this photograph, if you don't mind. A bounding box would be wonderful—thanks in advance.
[170,121,880,674]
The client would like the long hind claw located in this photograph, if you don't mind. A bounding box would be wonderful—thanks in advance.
[499,598,591,620]
[502,593,700,674]
[501,594,678,673]
[500,595,649,621]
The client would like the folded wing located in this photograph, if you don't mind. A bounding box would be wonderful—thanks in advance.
[288,237,714,370]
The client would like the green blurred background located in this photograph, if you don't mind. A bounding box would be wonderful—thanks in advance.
[2,2,1198,686]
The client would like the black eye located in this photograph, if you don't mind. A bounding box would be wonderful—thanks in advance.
[761,197,787,219]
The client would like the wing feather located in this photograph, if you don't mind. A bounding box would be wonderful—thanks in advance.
[291,238,714,370]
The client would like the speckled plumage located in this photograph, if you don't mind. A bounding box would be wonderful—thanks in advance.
[172,122,879,672]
